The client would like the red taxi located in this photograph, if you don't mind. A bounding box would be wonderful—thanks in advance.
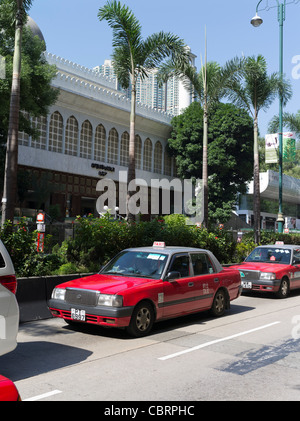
[232,243,300,298]
[48,243,242,337]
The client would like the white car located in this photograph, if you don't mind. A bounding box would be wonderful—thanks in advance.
[0,240,19,356]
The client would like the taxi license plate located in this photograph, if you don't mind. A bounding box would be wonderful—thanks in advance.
[71,308,86,321]
[242,281,252,289]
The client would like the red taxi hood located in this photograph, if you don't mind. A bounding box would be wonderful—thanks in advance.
[56,273,156,294]
[233,262,289,273]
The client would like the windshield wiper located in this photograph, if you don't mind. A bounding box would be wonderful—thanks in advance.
[102,271,125,276]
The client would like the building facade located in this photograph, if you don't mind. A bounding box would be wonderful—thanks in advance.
[18,53,179,220]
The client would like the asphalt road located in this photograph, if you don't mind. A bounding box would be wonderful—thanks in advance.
[2,291,300,402]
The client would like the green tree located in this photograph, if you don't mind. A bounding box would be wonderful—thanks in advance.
[168,102,253,224]
[157,33,243,229]
[1,0,32,224]
[0,0,58,224]
[98,0,190,221]
[0,0,58,221]
[224,55,292,243]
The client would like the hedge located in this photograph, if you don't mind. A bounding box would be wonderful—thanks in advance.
[0,215,299,277]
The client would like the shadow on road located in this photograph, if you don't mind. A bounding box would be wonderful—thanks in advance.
[0,341,92,382]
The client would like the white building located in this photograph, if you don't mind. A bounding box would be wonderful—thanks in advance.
[236,170,300,232]
[18,51,181,218]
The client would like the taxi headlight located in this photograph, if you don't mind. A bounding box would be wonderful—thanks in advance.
[260,272,276,280]
[51,288,66,300]
[98,294,123,307]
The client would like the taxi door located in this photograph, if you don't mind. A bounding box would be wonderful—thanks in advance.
[291,248,300,288]
[162,253,196,317]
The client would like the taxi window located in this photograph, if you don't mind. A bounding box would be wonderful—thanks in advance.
[191,253,215,275]
[246,247,291,264]
[101,251,167,279]
[168,254,190,277]
[293,249,300,264]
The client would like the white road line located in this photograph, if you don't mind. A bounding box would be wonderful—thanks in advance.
[158,321,281,361]
[23,390,62,401]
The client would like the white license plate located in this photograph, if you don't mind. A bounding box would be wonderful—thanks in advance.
[242,281,252,289]
[71,308,86,321]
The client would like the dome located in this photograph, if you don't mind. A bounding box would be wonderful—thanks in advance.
[26,16,45,45]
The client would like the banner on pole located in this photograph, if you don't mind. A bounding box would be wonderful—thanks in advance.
[265,132,296,164]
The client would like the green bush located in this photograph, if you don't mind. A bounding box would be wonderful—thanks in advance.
[2,214,299,277]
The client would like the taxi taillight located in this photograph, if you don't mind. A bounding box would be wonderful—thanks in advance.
[0,275,17,294]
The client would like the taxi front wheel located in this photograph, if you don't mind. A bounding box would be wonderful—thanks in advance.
[127,301,154,337]
[276,278,289,299]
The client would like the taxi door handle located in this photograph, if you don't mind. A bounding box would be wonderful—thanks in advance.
[188,282,194,287]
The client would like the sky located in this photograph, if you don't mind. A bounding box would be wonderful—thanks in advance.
[29,0,300,138]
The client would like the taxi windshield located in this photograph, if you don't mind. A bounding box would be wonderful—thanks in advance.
[101,251,168,279]
[245,247,291,264]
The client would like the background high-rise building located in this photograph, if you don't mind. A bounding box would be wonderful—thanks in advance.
[93,50,197,116]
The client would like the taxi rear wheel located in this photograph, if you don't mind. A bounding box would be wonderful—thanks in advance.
[127,301,154,337]
[210,289,226,317]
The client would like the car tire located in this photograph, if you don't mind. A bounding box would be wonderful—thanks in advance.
[276,278,289,299]
[127,301,154,337]
[210,289,226,317]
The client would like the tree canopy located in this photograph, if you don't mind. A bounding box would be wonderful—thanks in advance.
[168,102,254,223]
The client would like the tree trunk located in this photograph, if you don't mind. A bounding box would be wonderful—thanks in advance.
[126,80,136,222]
[253,115,261,244]
[1,2,23,226]
[202,106,208,228]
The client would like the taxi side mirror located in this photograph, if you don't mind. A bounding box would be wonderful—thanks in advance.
[165,271,181,281]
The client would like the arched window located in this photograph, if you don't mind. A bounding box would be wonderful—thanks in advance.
[120,131,129,166]
[107,128,118,164]
[154,141,162,174]
[31,115,47,150]
[80,120,92,159]
[65,115,78,156]
[164,146,172,176]
[94,124,106,161]
[49,111,63,153]
[143,138,152,172]
[135,135,142,170]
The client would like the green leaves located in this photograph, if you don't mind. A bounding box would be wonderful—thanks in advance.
[98,0,189,89]
[224,54,292,118]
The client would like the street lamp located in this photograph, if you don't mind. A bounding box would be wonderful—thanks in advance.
[251,0,286,233]
[250,13,263,26]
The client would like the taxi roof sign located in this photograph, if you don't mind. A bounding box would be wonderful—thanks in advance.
[153,241,165,248]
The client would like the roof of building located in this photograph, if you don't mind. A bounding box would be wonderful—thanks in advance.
[27,16,45,44]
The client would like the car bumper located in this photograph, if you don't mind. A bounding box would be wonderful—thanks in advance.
[241,279,281,293]
[48,299,133,328]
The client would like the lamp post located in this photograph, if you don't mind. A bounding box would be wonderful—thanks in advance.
[251,0,286,233]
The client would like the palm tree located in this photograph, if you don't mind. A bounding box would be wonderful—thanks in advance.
[157,41,242,227]
[98,0,190,221]
[269,110,300,135]
[1,0,33,226]
[224,55,292,243]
